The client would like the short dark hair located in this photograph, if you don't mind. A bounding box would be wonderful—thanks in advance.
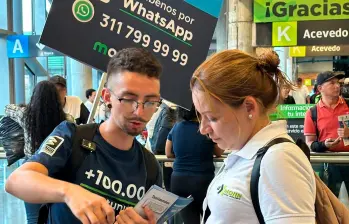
[297,77,303,82]
[176,104,196,121]
[85,88,96,99]
[49,75,67,88]
[106,48,162,85]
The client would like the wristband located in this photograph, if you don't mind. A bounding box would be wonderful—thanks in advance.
[310,141,328,152]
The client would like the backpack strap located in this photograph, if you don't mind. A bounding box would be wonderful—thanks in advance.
[141,146,160,191]
[250,137,293,224]
[344,98,349,108]
[57,123,99,181]
[37,123,99,224]
[310,105,319,137]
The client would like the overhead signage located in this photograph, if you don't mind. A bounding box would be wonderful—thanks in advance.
[39,0,224,109]
[7,35,64,58]
[290,45,349,57]
[255,19,349,47]
[254,0,349,23]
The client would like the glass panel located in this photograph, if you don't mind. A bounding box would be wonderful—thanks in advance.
[0,0,7,29]
[24,66,35,104]
[23,0,33,34]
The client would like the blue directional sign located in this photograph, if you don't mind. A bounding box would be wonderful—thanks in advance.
[7,35,64,58]
[7,35,29,58]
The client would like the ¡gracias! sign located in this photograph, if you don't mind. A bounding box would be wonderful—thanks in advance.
[40,0,223,109]
[254,0,349,23]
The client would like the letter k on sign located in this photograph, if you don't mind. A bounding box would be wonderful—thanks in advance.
[272,22,297,47]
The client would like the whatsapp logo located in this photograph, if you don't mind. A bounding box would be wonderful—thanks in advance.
[72,0,94,23]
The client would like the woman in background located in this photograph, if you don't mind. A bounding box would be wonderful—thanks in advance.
[165,105,223,224]
[5,80,73,224]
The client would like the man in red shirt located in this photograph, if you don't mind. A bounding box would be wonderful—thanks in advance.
[304,71,348,196]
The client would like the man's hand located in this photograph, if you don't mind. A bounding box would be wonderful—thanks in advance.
[64,183,115,224]
[115,207,156,224]
[338,121,349,138]
[325,137,341,148]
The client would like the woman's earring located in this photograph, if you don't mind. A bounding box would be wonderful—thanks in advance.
[107,104,112,109]
[248,114,253,119]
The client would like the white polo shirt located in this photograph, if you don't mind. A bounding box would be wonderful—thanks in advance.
[64,96,82,120]
[204,120,316,224]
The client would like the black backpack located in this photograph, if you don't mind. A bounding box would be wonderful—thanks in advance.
[250,137,349,224]
[37,123,159,224]
[250,137,310,224]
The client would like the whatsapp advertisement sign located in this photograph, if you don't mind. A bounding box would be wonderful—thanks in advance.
[72,0,95,22]
[40,0,224,108]
[254,0,349,23]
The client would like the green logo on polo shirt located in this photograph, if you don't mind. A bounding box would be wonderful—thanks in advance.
[217,184,242,200]
[272,22,297,46]
[72,0,95,23]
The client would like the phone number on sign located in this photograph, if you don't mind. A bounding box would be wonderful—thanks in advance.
[100,14,189,66]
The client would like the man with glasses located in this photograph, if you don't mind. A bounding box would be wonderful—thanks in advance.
[6,48,163,224]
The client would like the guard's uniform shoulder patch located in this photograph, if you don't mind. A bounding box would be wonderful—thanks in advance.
[40,136,64,156]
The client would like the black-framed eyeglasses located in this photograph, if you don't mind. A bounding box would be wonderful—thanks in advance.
[108,89,162,112]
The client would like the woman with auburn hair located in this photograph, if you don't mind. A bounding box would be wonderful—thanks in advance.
[191,50,316,224]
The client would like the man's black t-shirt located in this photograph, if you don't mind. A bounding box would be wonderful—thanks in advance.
[28,121,162,223]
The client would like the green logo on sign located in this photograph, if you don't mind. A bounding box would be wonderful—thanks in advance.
[272,22,297,46]
[72,0,94,23]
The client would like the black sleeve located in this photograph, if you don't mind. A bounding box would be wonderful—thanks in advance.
[76,103,90,125]
[153,126,171,155]
[153,114,172,155]
[290,96,296,104]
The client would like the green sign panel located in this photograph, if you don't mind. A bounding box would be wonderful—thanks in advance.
[271,104,314,120]
[272,21,297,46]
[254,0,349,23]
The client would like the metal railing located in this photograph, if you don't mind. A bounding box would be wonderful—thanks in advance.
[2,152,349,164]
[155,154,349,164]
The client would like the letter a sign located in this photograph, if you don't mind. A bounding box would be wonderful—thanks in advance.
[272,22,297,46]
[7,35,29,58]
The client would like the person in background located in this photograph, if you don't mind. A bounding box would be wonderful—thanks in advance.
[166,105,223,224]
[144,107,162,151]
[341,78,349,99]
[304,71,348,197]
[84,88,96,112]
[309,84,321,104]
[49,75,90,124]
[191,49,315,223]
[280,84,295,104]
[151,101,176,190]
[5,80,73,224]
[95,97,111,123]
[291,77,310,104]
